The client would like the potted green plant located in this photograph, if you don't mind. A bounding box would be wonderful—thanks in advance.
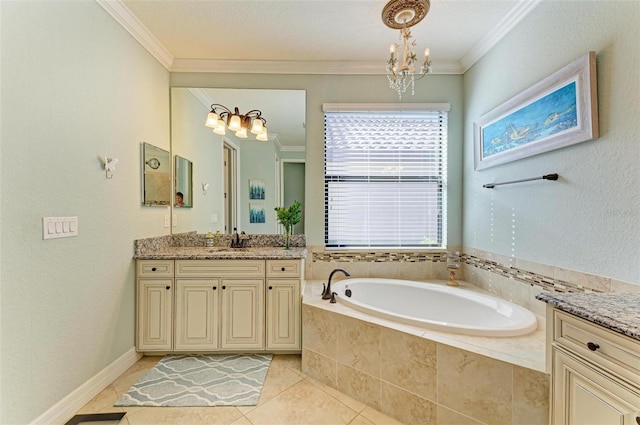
[274,200,302,250]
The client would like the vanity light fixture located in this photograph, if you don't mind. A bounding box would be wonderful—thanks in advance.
[103,156,118,179]
[383,0,432,99]
[204,104,268,141]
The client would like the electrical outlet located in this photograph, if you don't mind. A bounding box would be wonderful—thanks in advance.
[164,214,170,228]
[172,214,178,227]
[211,213,218,223]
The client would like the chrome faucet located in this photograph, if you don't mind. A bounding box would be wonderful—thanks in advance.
[322,268,351,300]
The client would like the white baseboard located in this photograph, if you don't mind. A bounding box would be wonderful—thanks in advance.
[30,347,142,425]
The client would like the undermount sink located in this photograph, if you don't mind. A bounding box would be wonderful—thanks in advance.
[207,247,248,253]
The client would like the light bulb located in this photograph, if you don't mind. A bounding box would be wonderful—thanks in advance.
[250,119,264,135]
[213,120,226,135]
[228,115,241,131]
[205,112,219,128]
[235,128,248,138]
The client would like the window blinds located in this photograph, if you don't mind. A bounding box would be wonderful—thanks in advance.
[324,108,448,248]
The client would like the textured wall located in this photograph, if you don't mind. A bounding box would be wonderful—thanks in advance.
[463,1,640,284]
[0,1,170,422]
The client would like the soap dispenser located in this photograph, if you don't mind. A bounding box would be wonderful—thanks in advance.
[205,230,215,247]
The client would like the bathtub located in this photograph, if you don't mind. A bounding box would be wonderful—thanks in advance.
[331,278,538,337]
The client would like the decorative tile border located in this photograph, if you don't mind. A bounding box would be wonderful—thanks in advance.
[463,254,600,294]
[311,249,602,294]
[312,251,447,263]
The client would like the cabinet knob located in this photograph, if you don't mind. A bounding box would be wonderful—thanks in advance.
[151,267,157,271]
[268,286,273,290]
[165,286,170,290]
[587,341,600,351]
[281,267,286,271]
[212,286,217,290]
[222,285,226,290]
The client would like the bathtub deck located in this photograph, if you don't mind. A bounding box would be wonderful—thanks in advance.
[303,279,546,373]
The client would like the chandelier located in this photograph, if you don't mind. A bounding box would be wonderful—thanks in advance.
[204,104,268,141]
[382,0,432,99]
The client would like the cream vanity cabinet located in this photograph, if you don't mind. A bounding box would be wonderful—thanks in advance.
[549,308,640,424]
[136,258,303,353]
[265,260,302,350]
[136,260,174,351]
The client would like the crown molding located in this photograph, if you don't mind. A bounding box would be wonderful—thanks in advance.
[171,58,464,75]
[96,0,174,70]
[459,0,541,72]
[187,88,213,109]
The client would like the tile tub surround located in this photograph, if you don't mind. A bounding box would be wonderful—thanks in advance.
[308,245,639,310]
[302,280,549,425]
[536,292,640,341]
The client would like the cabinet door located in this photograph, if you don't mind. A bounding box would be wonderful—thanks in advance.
[553,348,640,425]
[137,279,173,351]
[174,279,219,351]
[266,279,301,350]
[220,279,264,350]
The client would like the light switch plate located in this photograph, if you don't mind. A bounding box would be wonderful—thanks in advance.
[43,216,78,240]
[164,214,170,228]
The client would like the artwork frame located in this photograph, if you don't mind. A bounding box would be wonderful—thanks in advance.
[249,179,265,200]
[474,52,598,171]
[249,202,266,223]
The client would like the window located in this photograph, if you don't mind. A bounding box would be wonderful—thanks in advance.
[323,104,448,249]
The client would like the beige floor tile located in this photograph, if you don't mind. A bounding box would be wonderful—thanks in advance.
[245,379,358,425]
[229,416,253,425]
[126,406,243,425]
[359,407,404,425]
[112,356,162,395]
[76,384,124,414]
[236,358,304,415]
[305,375,367,413]
[348,415,376,425]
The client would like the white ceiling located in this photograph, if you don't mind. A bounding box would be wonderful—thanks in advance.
[103,0,541,74]
[100,0,540,149]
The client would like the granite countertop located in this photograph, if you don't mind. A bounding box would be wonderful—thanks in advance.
[536,292,640,341]
[134,246,307,260]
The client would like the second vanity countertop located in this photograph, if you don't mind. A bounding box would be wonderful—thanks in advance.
[536,292,640,341]
[134,246,307,260]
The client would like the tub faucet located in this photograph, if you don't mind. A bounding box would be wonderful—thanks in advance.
[322,268,351,300]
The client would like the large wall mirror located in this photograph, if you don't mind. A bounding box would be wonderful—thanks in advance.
[142,142,171,206]
[170,88,306,235]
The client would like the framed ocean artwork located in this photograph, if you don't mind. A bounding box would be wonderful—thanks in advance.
[474,52,598,170]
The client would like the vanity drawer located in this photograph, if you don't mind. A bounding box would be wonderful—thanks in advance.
[553,310,640,385]
[266,260,301,278]
[137,260,174,277]
[176,260,265,278]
